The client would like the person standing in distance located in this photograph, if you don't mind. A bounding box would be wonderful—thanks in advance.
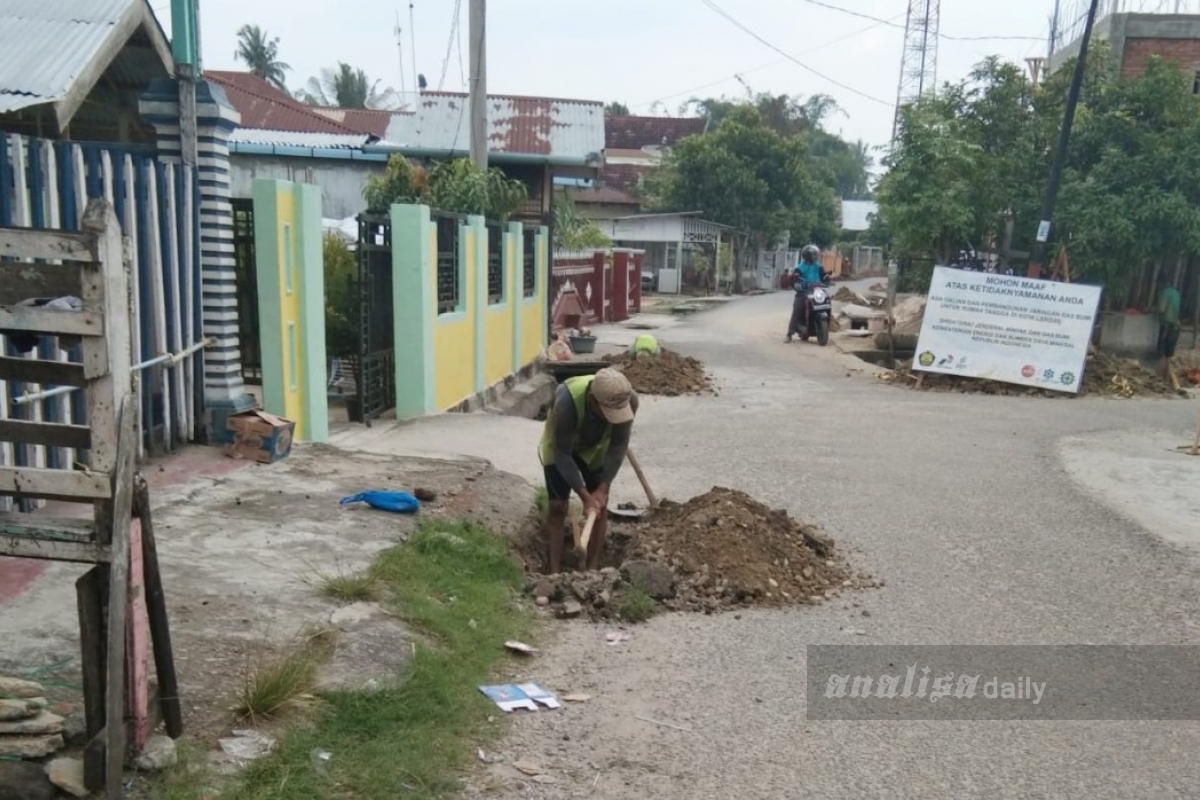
[538,368,639,573]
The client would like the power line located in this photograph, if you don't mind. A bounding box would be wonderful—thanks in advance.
[698,0,893,106]
[798,0,1044,42]
[632,9,905,111]
[438,0,463,91]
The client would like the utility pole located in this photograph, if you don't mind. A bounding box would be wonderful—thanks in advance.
[170,0,199,167]
[1027,0,1101,279]
[468,0,488,169]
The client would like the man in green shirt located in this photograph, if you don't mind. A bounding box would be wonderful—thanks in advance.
[538,368,638,573]
[1157,278,1182,383]
[628,334,660,360]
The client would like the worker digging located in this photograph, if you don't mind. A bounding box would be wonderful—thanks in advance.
[538,368,639,574]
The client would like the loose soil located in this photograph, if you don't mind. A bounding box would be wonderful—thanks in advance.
[878,349,1184,398]
[518,488,875,619]
[833,286,864,303]
[603,348,714,397]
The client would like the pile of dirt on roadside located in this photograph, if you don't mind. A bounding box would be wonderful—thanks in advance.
[520,488,877,620]
[833,286,864,303]
[603,348,714,396]
[629,488,876,611]
[878,349,1184,399]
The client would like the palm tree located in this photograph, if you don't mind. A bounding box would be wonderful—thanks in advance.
[235,25,290,91]
[301,63,400,110]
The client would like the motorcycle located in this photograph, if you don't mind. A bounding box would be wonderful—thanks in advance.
[790,274,833,346]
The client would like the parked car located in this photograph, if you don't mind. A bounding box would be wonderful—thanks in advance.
[641,271,655,293]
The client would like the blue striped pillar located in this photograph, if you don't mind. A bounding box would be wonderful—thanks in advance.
[140,79,255,423]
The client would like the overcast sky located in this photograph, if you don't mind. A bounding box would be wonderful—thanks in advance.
[154,0,1059,154]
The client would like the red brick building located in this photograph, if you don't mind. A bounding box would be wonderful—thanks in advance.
[1050,12,1200,86]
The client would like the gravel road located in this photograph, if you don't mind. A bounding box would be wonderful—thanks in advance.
[464,293,1200,800]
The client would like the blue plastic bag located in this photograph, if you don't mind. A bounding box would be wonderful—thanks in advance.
[339,490,421,514]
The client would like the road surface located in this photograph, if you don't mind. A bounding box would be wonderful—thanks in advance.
[464,292,1200,800]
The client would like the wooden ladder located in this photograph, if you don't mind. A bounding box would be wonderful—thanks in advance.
[0,200,178,798]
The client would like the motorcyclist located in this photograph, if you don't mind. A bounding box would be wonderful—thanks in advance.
[787,244,830,342]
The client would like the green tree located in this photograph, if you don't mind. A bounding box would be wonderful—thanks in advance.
[324,234,358,358]
[364,154,528,221]
[605,102,630,116]
[553,193,612,250]
[302,63,399,109]
[648,105,837,250]
[235,25,290,90]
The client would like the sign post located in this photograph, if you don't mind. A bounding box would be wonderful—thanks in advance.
[912,267,1102,394]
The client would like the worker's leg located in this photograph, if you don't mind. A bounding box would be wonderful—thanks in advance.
[586,509,609,571]
[787,294,804,340]
[542,465,572,574]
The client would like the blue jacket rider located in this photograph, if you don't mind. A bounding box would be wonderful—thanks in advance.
[787,244,828,342]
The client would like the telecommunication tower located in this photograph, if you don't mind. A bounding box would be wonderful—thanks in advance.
[891,0,941,140]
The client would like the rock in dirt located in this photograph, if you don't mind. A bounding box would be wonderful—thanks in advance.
[0,734,64,759]
[414,487,438,502]
[532,580,557,600]
[0,761,54,800]
[133,734,178,772]
[0,711,64,736]
[621,560,675,599]
[45,757,88,798]
[0,676,45,698]
[602,348,714,396]
[0,698,38,721]
[557,599,584,619]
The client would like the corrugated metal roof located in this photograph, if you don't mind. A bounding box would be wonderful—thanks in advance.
[205,71,362,135]
[230,129,372,149]
[379,92,604,164]
[311,107,399,139]
[0,0,151,114]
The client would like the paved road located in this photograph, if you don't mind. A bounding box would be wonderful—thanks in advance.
[466,292,1200,800]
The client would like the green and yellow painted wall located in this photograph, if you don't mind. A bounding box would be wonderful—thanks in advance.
[251,179,328,443]
[392,204,548,418]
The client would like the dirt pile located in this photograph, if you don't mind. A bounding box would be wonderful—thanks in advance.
[833,286,864,303]
[879,349,1183,398]
[603,348,714,396]
[522,488,875,619]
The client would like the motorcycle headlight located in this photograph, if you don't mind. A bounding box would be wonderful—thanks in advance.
[812,288,828,303]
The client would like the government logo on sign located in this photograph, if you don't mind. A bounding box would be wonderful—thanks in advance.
[1021,365,1036,378]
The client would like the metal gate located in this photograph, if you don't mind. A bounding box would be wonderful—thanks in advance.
[354,213,396,422]
[231,199,262,385]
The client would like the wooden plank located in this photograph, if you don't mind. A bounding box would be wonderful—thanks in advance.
[0,512,95,540]
[0,355,86,386]
[126,516,150,750]
[122,156,144,461]
[0,419,91,449]
[81,200,133,475]
[0,304,103,336]
[76,566,108,792]
[134,476,183,738]
[1,535,110,563]
[0,261,82,304]
[0,227,97,263]
[0,466,112,499]
[104,395,136,800]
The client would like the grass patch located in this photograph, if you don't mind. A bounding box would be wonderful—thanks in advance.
[233,629,335,721]
[615,587,658,623]
[225,519,533,800]
[320,570,378,603]
[533,486,549,516]
[145,739,213,800]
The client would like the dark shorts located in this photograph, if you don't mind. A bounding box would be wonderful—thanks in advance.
[544,456,602,502]
[1160,323,1181,359]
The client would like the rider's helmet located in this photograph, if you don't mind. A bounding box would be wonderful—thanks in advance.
[801,244,820,262]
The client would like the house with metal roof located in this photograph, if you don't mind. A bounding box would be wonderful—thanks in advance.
[568,114,708,221]
[0,0,174,143]
[212,78,606,224]
[372,91,605,223]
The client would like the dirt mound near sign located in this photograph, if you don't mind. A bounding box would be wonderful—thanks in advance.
[878,349,1183,398]
[519,488,876,620]
[602,348,714,396]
